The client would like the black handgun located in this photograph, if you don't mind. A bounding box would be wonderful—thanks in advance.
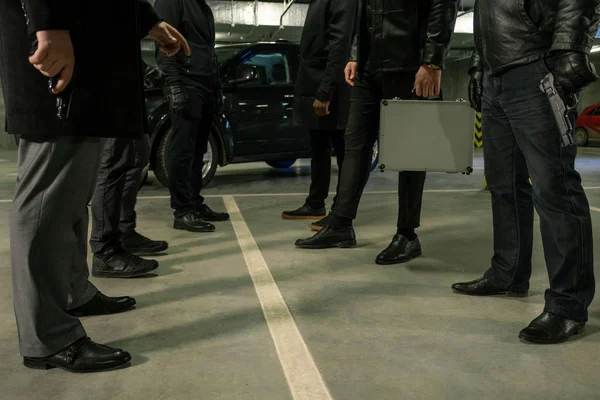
[539,73,578,147]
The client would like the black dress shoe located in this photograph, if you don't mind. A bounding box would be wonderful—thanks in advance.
[519,312,585,344]
[451,276,528,297]
[282,204,326,220]
[120,231,169,255]
[68,292,136,317]
[92,249,159,278]
[23,337,131,373]
[376,234,422,265]
[174,212,216,232]
[295,225,356,249]
[196,204,230,222]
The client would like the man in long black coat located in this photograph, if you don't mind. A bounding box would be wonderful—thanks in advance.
[0,0,188,372]
[281,0,357,225]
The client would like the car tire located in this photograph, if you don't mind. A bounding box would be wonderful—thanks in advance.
[575,128,588,147]
[370,137,379,171]
[266,160,297,169]
[154,126,219,189]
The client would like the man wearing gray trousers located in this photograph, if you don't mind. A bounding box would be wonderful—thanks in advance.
[0,0,189,372]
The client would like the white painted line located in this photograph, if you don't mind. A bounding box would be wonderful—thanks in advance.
[223,195,333,400]
[590,206,600,213]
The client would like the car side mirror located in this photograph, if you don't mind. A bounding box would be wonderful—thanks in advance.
[229,65,260,85]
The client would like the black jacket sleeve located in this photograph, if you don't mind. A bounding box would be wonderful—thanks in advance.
[468,49,482,75]
[316,0,358,101]
[153,0,183,86]
[20,0,73,36]
[348,0,361,62]
[550,0,600,54]
[420,0,458,68]
[138,0,161,37]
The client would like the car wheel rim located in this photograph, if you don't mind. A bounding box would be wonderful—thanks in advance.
[575,130,587,146]
[202,141,213,179]
[372,139,379,166]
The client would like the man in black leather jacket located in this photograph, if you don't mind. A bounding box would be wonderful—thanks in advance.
[452,0,600,344]
[295,0,458,265]
[155,0,230,233]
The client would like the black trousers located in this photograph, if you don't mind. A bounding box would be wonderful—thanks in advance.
[305,129,345,210]
[482,60,594,322]
[332,72,426,229]
[90,136,150,254]
[168,88,214,217]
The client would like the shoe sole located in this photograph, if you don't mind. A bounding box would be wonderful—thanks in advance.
[283,214,326,221]
[375,249,422,265]
[518,325,585,344]
[451,288,529,298]
[92,262,159,279]
[295,240,357,249]
[24,357,132,373]
[310,224,324,231]
[173,222,215,232]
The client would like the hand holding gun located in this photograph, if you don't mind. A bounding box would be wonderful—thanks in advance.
[539,73,577,147]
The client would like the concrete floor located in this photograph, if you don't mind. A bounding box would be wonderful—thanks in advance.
[1,148,600,399]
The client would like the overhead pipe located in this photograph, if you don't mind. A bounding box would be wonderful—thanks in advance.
[270,0,298,40]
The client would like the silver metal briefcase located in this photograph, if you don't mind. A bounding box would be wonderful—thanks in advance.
[378,99,475,174]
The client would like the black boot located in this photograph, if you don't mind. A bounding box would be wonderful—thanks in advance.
[92,248,159,278]
[295,224,356,249]
[519,312,585,344]
[68,292,136,317]
[282,204,326,220]
[23,337,131,372]
[451,276,528,297]
[376,234,422,265]
[174,212,216,232]
[120,231,168,255]
[196,204,230,222]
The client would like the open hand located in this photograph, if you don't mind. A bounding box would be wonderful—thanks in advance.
[149,22,191,57]
[414,65,441,98]
[28,30,74,94]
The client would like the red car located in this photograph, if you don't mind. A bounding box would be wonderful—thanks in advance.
[575,104,600,146]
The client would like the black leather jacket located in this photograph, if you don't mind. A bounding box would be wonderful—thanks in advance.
[471,0,600,76]
[350,0,458,73]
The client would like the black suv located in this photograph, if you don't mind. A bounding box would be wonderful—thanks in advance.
[144,41,379,187]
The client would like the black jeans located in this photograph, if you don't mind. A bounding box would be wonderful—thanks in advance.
[168,87,214,217]
[332,71,426,229]
[306,129,345,210]
[482,60,594,322]
[90,136,150,254]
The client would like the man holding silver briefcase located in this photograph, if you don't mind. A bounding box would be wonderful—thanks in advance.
[452,0,600,344]
[295,0,458,265]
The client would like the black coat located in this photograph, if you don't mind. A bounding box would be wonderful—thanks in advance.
[472,0,600,76]
[351,0,458,74]
[0,0,160,138]
[294,0,357,131]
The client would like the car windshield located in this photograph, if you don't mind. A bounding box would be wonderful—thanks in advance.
[215,45,249,64]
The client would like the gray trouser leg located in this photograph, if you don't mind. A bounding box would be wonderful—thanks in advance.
[11,136,101,357]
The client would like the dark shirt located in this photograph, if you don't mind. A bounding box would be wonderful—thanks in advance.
[154,0,220,92]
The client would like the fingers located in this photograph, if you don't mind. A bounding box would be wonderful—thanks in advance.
[413,82,423,97]
[28,46,49,65]
[53,63,74,94]
[160,44,180,57]
[165,25,191,56]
